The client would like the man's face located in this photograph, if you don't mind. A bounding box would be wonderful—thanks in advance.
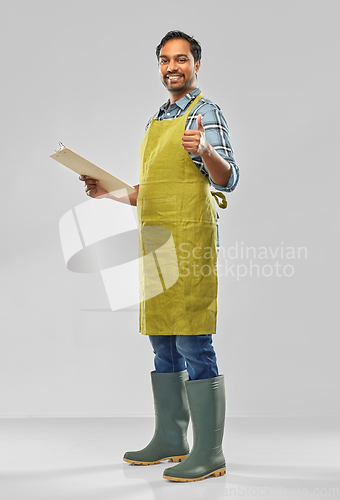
[158,38,200,95]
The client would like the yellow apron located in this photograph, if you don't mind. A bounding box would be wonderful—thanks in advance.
[137,92,221,336]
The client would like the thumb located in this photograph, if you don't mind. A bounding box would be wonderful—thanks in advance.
[196,114,204,132]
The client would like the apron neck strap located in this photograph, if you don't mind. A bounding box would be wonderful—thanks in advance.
[183,91,203,120]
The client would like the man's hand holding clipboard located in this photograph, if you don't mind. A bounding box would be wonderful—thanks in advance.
[50,143,139,206]
[79,174,139,206]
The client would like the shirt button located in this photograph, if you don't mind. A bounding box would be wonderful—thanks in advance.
[167,112,170,116]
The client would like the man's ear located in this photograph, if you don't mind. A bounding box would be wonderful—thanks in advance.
[195,60,201,76]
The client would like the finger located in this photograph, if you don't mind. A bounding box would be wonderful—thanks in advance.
[182,139,200,149]
[182,137,200,147]
[182,137,200,145]
[80,175,98,182]
[182,134,200,141]
[196,114,204,132]
[182,144,200,152]
[85,179,98,186]
[182,130,200,136]
[182,146,199,153]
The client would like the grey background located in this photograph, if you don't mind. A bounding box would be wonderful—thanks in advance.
[1,0,339,417]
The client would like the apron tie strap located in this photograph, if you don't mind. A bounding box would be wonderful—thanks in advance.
[211,191,227,219]
[211,191,228,208]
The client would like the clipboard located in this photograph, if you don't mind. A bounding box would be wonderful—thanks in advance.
[50,143,136,198]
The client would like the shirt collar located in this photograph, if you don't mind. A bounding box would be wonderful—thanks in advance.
[159,87,201,112]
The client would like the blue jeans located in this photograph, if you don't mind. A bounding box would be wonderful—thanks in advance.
[148,335,219,381]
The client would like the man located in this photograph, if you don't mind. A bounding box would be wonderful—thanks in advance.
[80,30,239,482]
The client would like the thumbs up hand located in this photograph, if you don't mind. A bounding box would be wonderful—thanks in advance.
[181,114,209,157]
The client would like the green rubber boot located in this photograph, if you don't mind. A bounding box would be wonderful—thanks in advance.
[123,370,190,465]
[163,375,226,482]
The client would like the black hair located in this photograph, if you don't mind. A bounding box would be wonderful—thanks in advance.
[156,30,202,63]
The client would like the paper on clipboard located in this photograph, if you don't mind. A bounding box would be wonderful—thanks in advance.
[50,143,136,198]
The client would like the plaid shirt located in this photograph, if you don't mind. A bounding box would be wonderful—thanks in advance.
[145,87,239,192]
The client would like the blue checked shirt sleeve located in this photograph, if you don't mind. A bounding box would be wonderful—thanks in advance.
[188,106,239,192]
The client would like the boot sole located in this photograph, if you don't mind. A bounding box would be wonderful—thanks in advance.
[163,466,226,482]
[123,455,188,465]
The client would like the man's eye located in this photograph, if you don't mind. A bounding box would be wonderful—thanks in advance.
[159,59,168,64]
[179,59,187,63]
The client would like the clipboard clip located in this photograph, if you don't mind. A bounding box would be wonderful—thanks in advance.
[55,142,65,153]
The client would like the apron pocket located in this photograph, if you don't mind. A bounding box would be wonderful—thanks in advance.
[138,195,177,223]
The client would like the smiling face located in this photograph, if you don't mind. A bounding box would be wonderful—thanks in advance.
[158,38,201,102]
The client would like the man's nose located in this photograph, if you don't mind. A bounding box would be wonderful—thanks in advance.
[167,59,179,72]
